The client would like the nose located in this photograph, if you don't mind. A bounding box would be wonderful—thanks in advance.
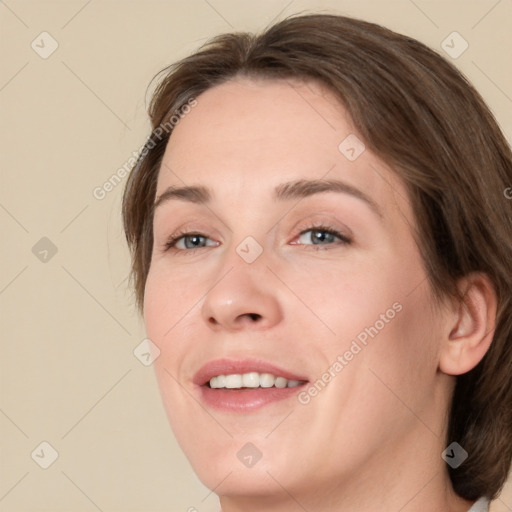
[200,260,283,332]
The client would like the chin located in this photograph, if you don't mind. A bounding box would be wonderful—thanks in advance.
[196,463,296,498]
[172,429,301,496]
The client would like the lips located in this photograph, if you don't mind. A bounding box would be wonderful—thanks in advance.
[193,358,309,412]
[193,358,308,386]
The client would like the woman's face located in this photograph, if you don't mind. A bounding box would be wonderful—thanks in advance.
[144,78,450,504]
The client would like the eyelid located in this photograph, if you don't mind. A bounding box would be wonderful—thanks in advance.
[158,220,220,248]
[160,220,352,255]
[291,224,352,247]
[162,230,217,252]
[292,215,352,240]
[158,210,355,252]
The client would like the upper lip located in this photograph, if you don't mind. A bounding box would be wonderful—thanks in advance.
[193,358,309,386]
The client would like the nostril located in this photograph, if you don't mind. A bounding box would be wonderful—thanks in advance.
[247,313,261,321]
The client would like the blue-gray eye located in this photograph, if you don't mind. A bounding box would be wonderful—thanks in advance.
[296,227,350,246]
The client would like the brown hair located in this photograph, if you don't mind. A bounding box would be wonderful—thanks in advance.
[122,13,512,500]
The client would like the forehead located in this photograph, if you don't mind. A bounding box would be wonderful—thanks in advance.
[160,78,350,181]
[156,77,410,224]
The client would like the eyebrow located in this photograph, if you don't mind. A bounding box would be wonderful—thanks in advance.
[153,178,383,219]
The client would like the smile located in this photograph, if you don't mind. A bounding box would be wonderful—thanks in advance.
[194,359,309,411]
[209,372,303,389]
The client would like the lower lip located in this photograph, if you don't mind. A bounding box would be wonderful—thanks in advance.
[198,385,306,411]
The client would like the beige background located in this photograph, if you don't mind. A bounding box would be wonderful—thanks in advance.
[1,1,511,510]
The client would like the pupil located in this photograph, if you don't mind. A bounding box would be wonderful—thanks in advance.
[187,235,203,248]
[314,230,331,243]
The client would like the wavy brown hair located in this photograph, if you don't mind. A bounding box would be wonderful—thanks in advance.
[122,13,512,500]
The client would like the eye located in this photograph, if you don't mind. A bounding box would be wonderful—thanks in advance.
[292,224,352,248]
[163,231,219,252]
[161,223,352,254]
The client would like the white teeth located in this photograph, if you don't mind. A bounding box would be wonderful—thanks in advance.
[259,373,275,388]
[242,372,260,388]
[275,377,287,388]
[208,372,304,389]
[210,375,225,388]
[225,374,242,388]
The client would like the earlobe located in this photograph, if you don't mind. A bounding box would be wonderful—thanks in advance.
[439,273,497,376]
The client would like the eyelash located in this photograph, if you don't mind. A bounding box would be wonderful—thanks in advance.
[161,223,352,253]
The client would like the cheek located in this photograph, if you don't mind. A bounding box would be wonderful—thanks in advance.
[143,264,211,400]
[143,267,195,405]
[143,264,201,341]
[313,286,442,460]
[359,279,441,418]
[276,249,407,344]
[327,241,440,414]
[362,241,439,378]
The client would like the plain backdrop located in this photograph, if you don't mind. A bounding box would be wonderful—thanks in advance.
[1,1,511,511]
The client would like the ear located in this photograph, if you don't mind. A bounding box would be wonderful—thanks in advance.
[439,273,498,376]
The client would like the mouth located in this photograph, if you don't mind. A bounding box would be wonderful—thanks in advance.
[208,372,303,389]
[193,358,309,411]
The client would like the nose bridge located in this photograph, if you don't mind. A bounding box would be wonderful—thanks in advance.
[200,235,282,331]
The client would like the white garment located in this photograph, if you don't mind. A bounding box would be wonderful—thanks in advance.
[467,497,490,511]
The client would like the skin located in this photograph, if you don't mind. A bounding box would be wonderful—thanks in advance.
[143,77,497,511]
